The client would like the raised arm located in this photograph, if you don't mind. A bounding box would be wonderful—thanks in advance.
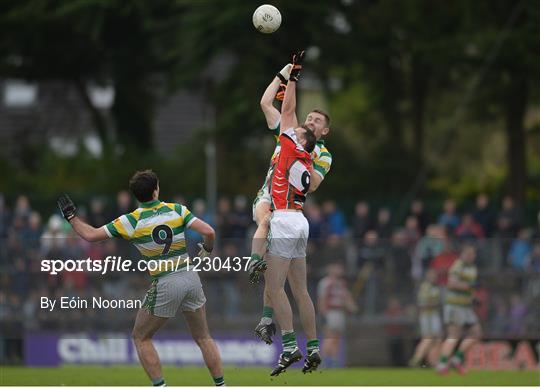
[280,77,297,132]
[260,64,292,129]
[280,51,305,133]
[57,194,109,242]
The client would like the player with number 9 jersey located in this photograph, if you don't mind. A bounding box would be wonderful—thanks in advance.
[104,200,196,278]
[57,170,225,387]
[267,125,315,260]
[269,127,312,211]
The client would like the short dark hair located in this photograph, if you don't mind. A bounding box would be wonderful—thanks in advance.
[129,170,158,202]
[300,125,317,153]
[310,108,331,127]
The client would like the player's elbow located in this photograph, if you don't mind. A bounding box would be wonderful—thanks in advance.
[85,231,102,243]
[202,224,215,239]
[260,98,270,110]
[260,100,275,119]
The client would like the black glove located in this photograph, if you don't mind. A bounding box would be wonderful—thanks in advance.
[57,194,77,221]
[197,242,213,258]
[290,50,306,82]
[248,258,267,284]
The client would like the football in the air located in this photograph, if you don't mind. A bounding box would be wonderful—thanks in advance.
[252,4,281,34]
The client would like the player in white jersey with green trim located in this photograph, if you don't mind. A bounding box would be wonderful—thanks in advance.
[248,62,333,347]
[437,244,482,375]
[409,268,442,367]
[57,170,226,387]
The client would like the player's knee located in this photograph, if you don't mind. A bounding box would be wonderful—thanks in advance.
[292,288,310,301]
[266,284,284,297]
[131,328,148,343]
[193,336,212,349]
[288,279,308,297]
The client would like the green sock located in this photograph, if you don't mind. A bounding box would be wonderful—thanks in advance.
[151,377,165,386]
[307,339,320,353]
[455,350,464,362]
[263,306,274,319]
[251,253,261,261]
[213,376,225,386]
[439,355,448,364]
[282,331,297,353]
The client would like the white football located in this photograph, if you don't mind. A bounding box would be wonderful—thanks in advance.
[252,4,281,34]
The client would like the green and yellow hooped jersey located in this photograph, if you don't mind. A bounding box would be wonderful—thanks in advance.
[312,140,332,179]
[103,200,196,278]
[445,259,477,306]
[261,121,332,190]
[417,281,441,312]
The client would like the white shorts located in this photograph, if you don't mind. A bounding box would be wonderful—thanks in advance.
[443,304,479,327]
[324,310,346,332]
[419,311,443,337]
[252,185,272,222]
[142,270,206,318]
[267,211,309,259]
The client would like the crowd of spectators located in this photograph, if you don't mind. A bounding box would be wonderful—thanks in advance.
[1,192,539,362]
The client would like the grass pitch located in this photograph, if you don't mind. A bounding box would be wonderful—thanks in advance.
[1,366,539,386]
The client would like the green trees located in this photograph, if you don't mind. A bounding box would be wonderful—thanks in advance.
[1,0,538,202]
[0,0,189,150]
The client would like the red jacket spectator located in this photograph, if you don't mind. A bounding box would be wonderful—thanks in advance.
[455,214,485,240]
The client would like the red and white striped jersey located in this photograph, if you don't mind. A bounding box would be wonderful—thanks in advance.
[269,128,312,210]
[318,277,349,310]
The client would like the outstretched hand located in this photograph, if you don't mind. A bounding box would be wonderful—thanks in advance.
[57,194,77,221]
[290,50,305,82]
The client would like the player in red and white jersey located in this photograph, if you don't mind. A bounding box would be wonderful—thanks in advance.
[250,62,332,351]
[269,124,313,211]
[317,263,357,367]
[250,50,322,376]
